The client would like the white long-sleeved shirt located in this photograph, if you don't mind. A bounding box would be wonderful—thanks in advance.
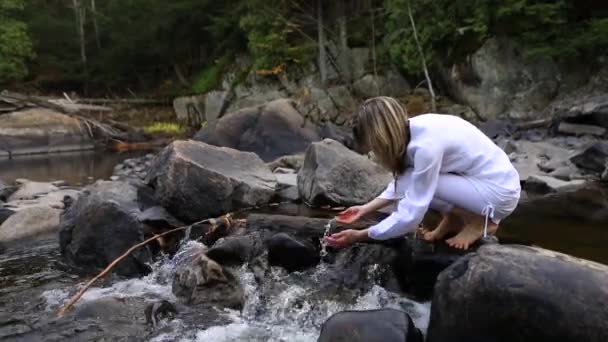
[368,114,521,240]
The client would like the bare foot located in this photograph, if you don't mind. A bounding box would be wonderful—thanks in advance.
[423,212,464,242]
[446,218,498,250]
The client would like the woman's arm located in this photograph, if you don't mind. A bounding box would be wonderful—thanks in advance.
[360,197,394,215]
[368,147,443,240]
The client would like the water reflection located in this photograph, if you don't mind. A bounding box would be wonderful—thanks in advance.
[0,150,148,185]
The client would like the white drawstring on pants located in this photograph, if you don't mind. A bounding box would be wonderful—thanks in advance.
[481,205,495,238]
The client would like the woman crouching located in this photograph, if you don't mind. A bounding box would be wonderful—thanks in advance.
[326,96,521,250]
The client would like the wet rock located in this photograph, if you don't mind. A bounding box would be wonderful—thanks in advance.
[144,300,178,327]
[146,140,277,222]
[570,141,608,173]
[4,188,80,211]
[524,174,586,194]
[427,244,608,342]
[172,252,244,309]
[327,243,404,292]
[0,206,62,242]
[557,122,606,136]
[194,99,347,161]
[318,309,423,342]
[298,139,391,206]
[266,233,319,272]
[245,214,329,239]
[8,180,59,201]
[59,180,155,277]
[112,154,157,181]
[206,232,265,266]
[399,238,465,299]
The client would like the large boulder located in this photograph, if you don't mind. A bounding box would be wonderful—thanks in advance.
[513,184,608,223]
[146,140,277,222]
[59,180,177,277]
[172,251,244,309]
[552,95,608,129]
[0,108,93,157]
[266,232,319,272]
[427,244,608,342]
[443,38,560,120]
[0,206,62,242]
[193,99,350,161]
[318,309,423,342]
[298,139,391,206]
[570,141,608,174]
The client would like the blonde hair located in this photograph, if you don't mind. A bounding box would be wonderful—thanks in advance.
[353,96,410,177]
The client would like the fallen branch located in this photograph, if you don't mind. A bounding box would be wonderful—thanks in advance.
[56,215,223,317]
[56,201,291,317]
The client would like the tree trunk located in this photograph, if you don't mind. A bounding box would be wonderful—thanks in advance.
[336,0,351,82]
[90,0,101,49]
[407,1,436,111]
[370,7,379,95]
[173,63,190,87]
[317,0,327,83]
[72,0,87,67]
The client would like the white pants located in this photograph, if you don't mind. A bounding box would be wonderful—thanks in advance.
[428,173,519,224]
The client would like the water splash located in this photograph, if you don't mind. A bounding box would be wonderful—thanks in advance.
[40,239,430,341]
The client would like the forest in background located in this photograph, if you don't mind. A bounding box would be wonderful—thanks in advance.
[1,0,607,96]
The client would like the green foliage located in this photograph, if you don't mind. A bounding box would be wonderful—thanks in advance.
[385,0,608,75]
[239,0,315,73]
[191,57,230,94]
[0,0,33,83]
[143,122,185,135]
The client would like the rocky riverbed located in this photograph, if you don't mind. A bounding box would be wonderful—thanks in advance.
[1,93,608,341]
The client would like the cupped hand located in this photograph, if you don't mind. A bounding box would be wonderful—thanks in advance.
[335,206,365,224]
[324,229,368,249]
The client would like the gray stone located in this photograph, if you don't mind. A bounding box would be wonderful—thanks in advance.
[172,252,244,309]
[194,99,350,161]
[267,154,305,172]
[525,174,586,194]
[553,95,608,129]
[8,180,59,201]
[5,188,80,211]
[558,122,606,136]
[273,167,295,174]
[427,244,608,342]
[549,165,579,181]
[173,95,205,127]
[570,142,608,173]
[146,140,277,222]
[298,139,391,206]
[444,38,560,120]
[353,72,410,99]
[0,108,94,157]
[0,206,61,242]
[319,309,423,342]
[59,181,161,277]
[204,90,230,126]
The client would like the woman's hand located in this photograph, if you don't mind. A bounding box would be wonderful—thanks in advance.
[324,229,369,249]
[336,206,366,224]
